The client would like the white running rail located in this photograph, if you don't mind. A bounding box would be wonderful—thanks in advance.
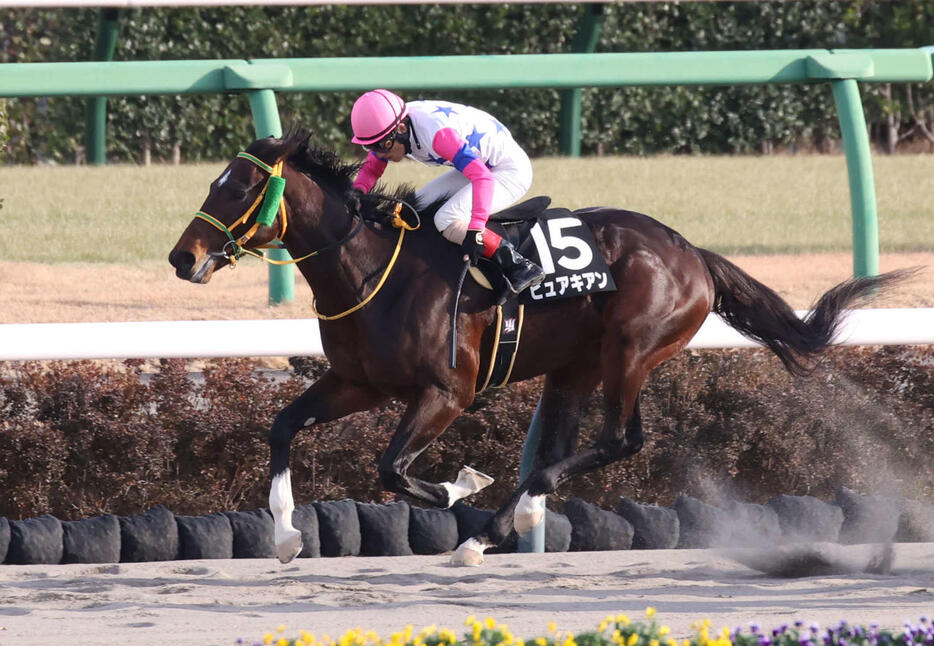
[0,308,932,361]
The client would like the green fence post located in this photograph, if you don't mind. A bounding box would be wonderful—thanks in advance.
[247,88,295,304]
[558,4,604,157]
[84,8,120,166]
[831,79,879,278]
[517,398,545,553]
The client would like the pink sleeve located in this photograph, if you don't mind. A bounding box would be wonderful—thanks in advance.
[431,128,495,230]
[431,127,464,160]
[461,159,495,230]
[352,152,388,193]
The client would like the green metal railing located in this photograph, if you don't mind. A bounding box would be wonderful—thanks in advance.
[2,48,933,300]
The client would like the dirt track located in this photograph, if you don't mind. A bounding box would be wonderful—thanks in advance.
[3,253,932,327]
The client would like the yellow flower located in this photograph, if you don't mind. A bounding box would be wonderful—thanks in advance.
[264,634,274,646]
[302,631,316,643]
[616,615,631,626]
[277,625,287,634]
[296,641,307,646]
[659,627,671,637]
[486,617,497,630]
[645,607,657,619]
[650,640,659,646]
[627,634,639,646]
[548,622,558,634]
[466,616,477,626]
[517,640,525,646]
[278,639,289,646]
[536,637,548,646]
[473,623,483,641]
[667,639,677,646]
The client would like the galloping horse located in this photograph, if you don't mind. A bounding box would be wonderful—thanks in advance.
[170,131,906,566]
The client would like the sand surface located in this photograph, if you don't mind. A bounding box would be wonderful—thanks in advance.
[0,546,932,646]
[2,253,933,326]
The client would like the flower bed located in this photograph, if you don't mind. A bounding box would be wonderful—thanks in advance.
[248,610,933,646]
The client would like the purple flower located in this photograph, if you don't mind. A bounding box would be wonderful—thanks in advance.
[810,623,822,634]
[751,623,762,634]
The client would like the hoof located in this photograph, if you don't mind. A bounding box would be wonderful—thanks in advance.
[455,466,495,494]
[451,542,485,567]
[514,492,545,535]
[276,529,303,564]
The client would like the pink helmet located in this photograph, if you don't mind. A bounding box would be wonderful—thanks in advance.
[350,89,409,145]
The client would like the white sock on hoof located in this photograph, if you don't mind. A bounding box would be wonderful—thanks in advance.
[450,537,491,567]
[442,466,495,508]
[270,469,303,563]
[514,491,546,535]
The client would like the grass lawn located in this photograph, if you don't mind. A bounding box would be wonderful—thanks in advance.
[1,154,931,264]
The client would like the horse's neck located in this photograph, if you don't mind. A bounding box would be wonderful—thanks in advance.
[285,198,394,311]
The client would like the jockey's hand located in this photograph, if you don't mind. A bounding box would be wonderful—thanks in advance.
[461,229,485,266]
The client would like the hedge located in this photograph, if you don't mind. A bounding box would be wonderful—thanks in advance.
[1,346,931,522]
[1,1,933,165]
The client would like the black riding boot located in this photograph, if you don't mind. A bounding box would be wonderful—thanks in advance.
[489,238,546,297]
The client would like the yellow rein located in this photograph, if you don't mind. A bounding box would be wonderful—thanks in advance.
[314,202,418,321]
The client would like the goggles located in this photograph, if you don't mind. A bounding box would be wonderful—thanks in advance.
[363,131,397,153]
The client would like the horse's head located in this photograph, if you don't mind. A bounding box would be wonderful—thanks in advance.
[169,137,297,283]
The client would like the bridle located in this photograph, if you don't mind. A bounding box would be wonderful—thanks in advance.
[194,150,422,320]
[195,151,359,267]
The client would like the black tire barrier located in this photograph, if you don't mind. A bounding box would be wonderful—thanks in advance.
[357,501,414,557]
[62,514,121,564]
[721,501,782,547]
[7,515,63,565]
[119,505,178,563]
[176,512,234,560]
[293,503,321,558]
[767,494,845,543]
[616,498,680,550]
[896,499,934,542]
[226,509,276,559]
[409,507,459,555]
[314,499,361,557]
[2,491,932,565]
[673,495,732,549]
[835,488,902,545]
[565,498,633,552]
[0,516,9,563]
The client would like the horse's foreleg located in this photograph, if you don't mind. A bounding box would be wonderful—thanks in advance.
[378,386,478,508]
[269,369,386,564]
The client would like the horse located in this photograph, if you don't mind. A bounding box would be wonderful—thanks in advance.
[169,130,908,566]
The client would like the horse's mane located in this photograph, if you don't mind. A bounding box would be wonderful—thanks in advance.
[261,128,446,226]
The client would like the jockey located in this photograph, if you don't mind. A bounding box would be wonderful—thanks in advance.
[350,89,546,299]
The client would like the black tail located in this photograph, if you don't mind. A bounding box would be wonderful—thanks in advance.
[698,248,916,376]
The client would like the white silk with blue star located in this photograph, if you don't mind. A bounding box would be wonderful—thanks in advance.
[406,100,513,169]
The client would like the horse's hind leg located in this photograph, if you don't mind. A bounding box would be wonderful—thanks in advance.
[269,369,387,563]
[452,364,599,565]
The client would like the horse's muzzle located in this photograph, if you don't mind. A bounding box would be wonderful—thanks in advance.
[168,248,196,280]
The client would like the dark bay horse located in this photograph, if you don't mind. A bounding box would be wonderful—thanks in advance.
[169,131,906,566]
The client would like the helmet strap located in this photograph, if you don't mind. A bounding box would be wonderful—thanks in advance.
[398,117,413,155]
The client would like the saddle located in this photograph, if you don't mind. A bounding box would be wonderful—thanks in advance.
[471,196,569,293]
